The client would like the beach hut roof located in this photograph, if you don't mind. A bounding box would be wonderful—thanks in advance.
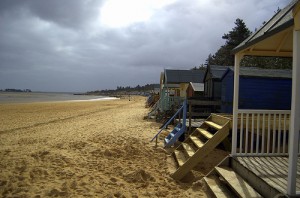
[223,67,292,79]
[190,82,204,92]
[205,65,233,80]
[232,0,298,56]
[164,69,205,84]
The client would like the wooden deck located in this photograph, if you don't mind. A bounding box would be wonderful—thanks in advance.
[235,156,300,195]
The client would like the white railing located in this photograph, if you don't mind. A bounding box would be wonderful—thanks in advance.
[234,109,291,156]
[159,96,184,111]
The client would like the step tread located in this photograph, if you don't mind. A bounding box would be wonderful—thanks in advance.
[204,175,235,198]
[205,121,222,130]
[190,136,204,148]
[174,150,186,167]
[197,128,213,139]
[182,142,195,157]
[215,166,262,198]
[167,155,177,175]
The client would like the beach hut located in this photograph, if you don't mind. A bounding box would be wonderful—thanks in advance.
[221,67,292,113]
[159,69,205,111]
[226,0,300,196]
[186,82,204,98]
[203,65,233,100]
[166,1,300,196]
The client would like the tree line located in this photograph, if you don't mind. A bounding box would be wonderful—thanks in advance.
[194,18,292,70]
[87,84,158,95]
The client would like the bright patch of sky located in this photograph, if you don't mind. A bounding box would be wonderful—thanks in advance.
[100,0,176,28]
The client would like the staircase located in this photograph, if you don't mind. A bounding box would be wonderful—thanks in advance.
[148,99,160,119]
[203,156,265,198]
[164,101,186,148]
[170,114,231,180]
[151,100,186,147]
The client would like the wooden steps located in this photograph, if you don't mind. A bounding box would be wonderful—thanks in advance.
[190,136,204,148]
[196,128,213,139]
[163,100,187,148]
[182,143,195,157]
[204,175,235,198]
[203,157,265,198]
[174,150,185,166]
[205,121,222,130]
[215,167,262,198]
[170,114,231,180]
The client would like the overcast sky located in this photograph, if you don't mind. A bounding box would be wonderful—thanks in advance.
[0,0,291,92]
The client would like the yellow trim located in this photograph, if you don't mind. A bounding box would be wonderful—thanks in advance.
[293,1,300,31]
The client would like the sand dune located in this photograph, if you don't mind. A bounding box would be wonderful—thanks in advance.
[0,96,227,197]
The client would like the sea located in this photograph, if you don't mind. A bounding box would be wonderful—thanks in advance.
[0,92,118,104]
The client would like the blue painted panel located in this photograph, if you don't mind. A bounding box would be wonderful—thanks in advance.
[221,71,234,113]
[221,70,292,113]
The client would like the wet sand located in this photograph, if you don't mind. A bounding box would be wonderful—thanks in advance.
[0,96,227,197]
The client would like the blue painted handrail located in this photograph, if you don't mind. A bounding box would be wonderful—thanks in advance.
[150,100,186,142]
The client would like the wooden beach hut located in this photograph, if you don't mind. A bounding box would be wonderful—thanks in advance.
[221,67,292,113]
[227,0,300,196]
[159,69,205,111]
[203,65,232,100]
[187,65,232,115]
[165,1,300,197]
[186,82,204,98]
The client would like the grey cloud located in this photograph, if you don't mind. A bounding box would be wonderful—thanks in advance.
[0,0,292,92]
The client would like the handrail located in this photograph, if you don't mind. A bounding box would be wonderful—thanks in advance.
[150,100,186,142]
[148,99,160,118]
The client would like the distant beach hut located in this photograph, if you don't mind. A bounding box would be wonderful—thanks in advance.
[203,65,233,100]
[159,69,205,111]
[186,82,204,98]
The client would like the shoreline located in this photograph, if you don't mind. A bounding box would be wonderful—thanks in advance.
[0,92,120,104]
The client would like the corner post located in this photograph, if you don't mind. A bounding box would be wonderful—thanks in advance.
[232,53,243,156]
[287,28,300,196]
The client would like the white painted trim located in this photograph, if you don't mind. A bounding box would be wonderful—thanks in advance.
[287,29,300,196]
[237,109,291,114]
[232,53,243,156]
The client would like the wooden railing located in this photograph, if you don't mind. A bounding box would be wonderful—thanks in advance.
[151,100,187,147]
[148,99,160,118]
[234,109,291,156]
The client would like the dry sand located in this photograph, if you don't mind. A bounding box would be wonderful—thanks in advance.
[0,96,228,197]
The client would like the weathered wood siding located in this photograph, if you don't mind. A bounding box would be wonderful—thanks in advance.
[221,70,292,113]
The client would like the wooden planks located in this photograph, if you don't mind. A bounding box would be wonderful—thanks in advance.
[236,156,300,194]
[215,166,262,198]
[196,128,213,139]
[174,150,186,167]
[182,143,195,157]
[204,175,235,198]
[190,136,204,148]
[205,121,222,130]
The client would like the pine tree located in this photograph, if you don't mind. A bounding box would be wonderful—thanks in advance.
[206,18,251,66]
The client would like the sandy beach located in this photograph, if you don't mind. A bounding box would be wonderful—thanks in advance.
[0,96,227,197]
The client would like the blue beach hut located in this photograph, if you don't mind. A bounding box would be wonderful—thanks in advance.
[221,67,292,113]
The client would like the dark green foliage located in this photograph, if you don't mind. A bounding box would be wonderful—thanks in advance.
[241,56,292,69]
[191,64,207,70]
[205,18,251,66]
[88,84,159,95]
[202,18,292,69]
